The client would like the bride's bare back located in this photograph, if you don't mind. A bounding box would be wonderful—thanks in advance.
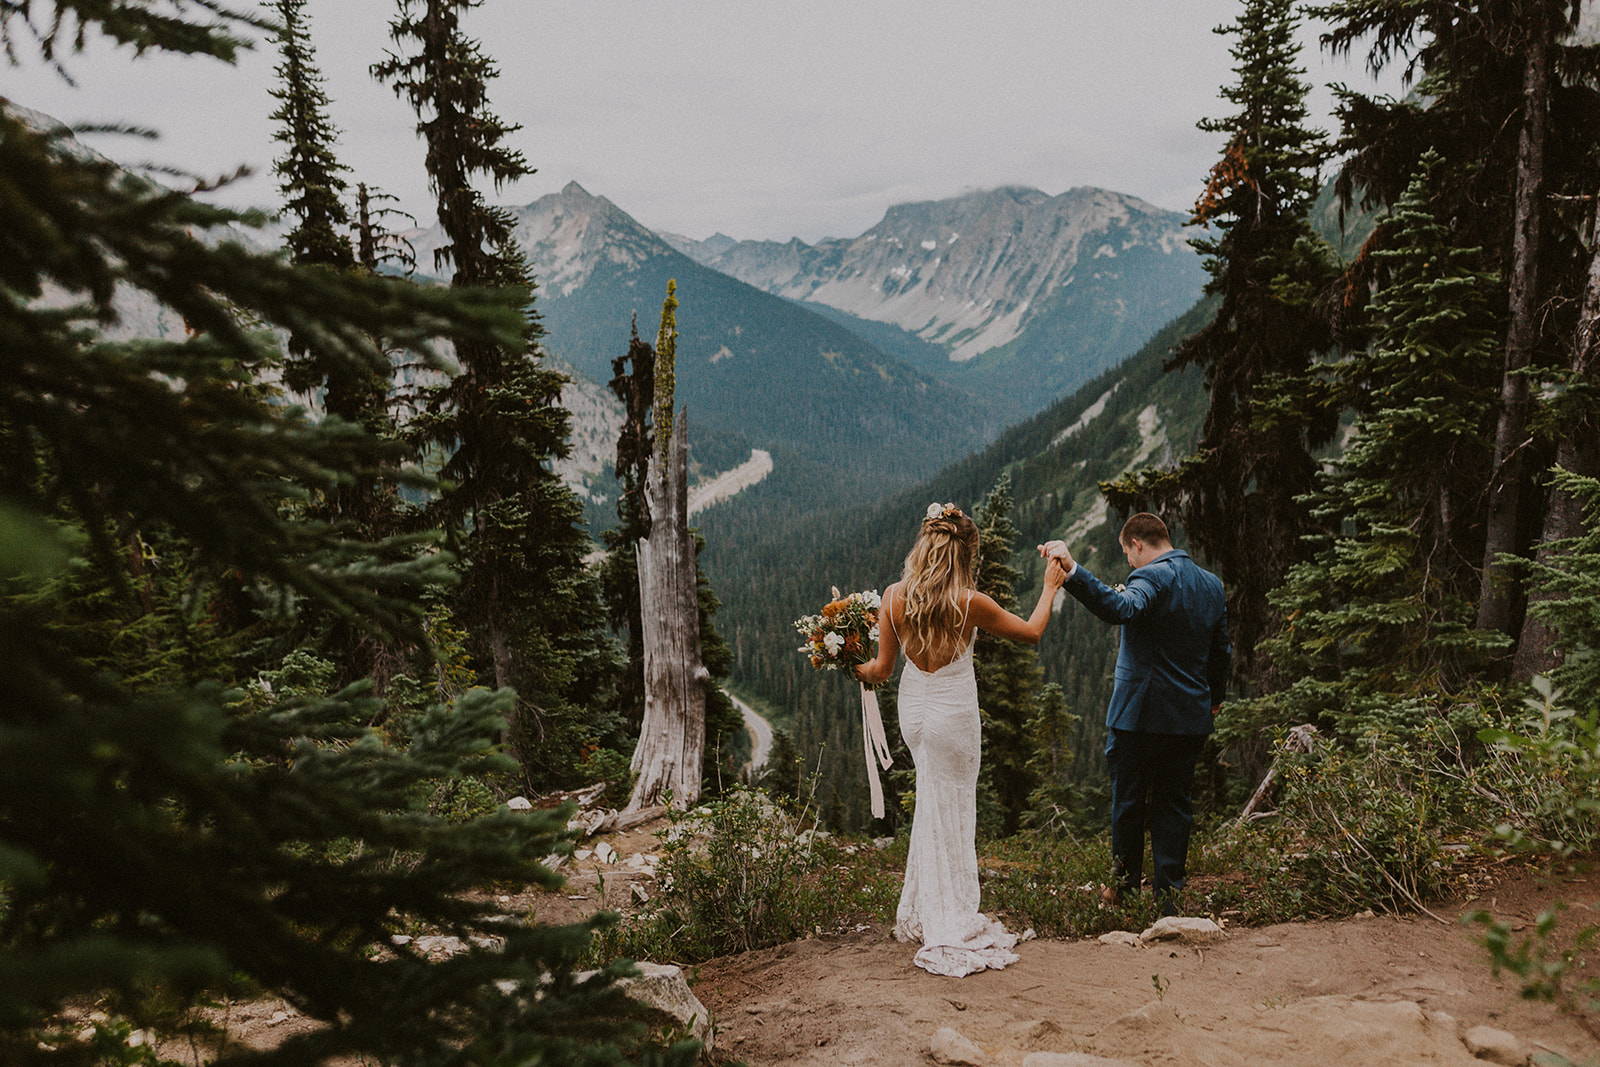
[858,566,1069,681]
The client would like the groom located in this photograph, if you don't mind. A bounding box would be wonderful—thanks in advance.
[1040,513,1229,915]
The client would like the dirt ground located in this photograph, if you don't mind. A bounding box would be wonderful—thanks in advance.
[133,823,1598,1066]
[691,865,1600,1066]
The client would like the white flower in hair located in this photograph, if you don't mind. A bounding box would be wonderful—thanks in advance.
[925,502,943,521]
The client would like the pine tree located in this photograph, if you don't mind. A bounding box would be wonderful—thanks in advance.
[373,0,620,787]
[973,472,1045,836]
[267,0,419,694]
[1244,153,1508,735]
[1105,0,1339,694]
[1477,0,1559,643]
[1,41,684,1065]
[354,181,418,275]
[601,319,658,738]
[268,0,353,273]
[1519,470,1600,712]
[695,528,748,793]
[1520,186,1600,676]
[758,728,805,805]
[1309,0,1600,667]
[1022,683,1082,833]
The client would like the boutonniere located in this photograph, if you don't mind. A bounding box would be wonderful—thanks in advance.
[1113,583,1127,593]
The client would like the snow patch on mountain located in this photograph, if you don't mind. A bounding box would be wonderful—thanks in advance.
[694,185,1197,364]
[1052,383,1122,446]
[1128,403,1168,470]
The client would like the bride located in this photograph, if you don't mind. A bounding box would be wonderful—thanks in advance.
[855,502,1069,977]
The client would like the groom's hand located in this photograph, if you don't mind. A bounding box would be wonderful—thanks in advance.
[1038,540,1075,570]
[1038,539,1068,561]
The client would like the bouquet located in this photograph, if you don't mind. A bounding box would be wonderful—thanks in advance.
[793,586,881,675]
[793,586,893,819]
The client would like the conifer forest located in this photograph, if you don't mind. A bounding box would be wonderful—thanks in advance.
[3,0,1600,1062]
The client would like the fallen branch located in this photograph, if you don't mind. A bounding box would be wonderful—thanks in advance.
[1237,724,1320,823]
[613,804,669,832]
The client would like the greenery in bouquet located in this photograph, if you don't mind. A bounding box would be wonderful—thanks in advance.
[794,587,882,675]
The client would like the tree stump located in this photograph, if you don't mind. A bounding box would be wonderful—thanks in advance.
[627,408,706,810]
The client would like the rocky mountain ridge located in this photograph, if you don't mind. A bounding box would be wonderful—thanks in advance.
[677,185,1193,359]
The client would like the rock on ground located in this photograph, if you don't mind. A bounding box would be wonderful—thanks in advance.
[929,1025,987,1065]
[575,962,713,1050]
[1462,1024,1530,1066]
[1139,916,1227,945]
[1094,931,1141,948]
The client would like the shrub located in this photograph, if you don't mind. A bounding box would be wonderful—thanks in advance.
[575,746,635,809]
[1478,677,1600,857]
[1471,678,1600,1044]
[590,787,899,964]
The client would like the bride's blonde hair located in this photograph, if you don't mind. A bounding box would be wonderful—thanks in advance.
[897,506,980,665]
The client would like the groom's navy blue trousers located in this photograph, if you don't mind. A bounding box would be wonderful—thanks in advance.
[1106,728,1207,894]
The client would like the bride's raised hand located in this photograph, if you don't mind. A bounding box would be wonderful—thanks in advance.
[1044,557,1069,591]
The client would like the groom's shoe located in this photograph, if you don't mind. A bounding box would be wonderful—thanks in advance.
[1099,882,1138,906]
[1155,891,1180,918]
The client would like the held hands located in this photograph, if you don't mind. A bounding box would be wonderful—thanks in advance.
[1037,539,1075,571]
[1043,557,1070,591]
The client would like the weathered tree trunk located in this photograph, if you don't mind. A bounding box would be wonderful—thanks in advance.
[1514,188,1600,679]
[1478,9,1553,643]
[627,408,707,810]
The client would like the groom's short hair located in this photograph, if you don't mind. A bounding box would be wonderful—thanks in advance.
[1120,512,1171,546]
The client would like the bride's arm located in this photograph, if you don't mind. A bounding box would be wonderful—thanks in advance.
[854,583,901,685]
[970,559,1069,645]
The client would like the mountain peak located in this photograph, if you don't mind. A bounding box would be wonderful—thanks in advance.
[397,181,669,294]
[525,181,633,228]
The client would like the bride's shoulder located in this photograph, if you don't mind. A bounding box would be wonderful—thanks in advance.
[965,588,1002,615]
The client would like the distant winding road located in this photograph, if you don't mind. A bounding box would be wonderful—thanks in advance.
[729,693,774,778]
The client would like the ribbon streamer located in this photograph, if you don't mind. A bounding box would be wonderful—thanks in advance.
[860,683,894,819]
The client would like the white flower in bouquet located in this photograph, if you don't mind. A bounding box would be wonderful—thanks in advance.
[823,632,845,655]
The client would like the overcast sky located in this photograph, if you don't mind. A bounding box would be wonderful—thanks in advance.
[8,1,1409,242]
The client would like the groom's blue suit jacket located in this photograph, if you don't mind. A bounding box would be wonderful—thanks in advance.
[1065,549,1231,736]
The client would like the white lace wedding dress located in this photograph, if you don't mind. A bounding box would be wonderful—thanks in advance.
[891,595,1021,977]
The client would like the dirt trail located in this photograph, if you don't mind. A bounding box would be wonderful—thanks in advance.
[692,867,1599,1066]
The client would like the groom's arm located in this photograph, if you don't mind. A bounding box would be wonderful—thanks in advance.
[1064,564,1163,625]
[1207,606,1232,708]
